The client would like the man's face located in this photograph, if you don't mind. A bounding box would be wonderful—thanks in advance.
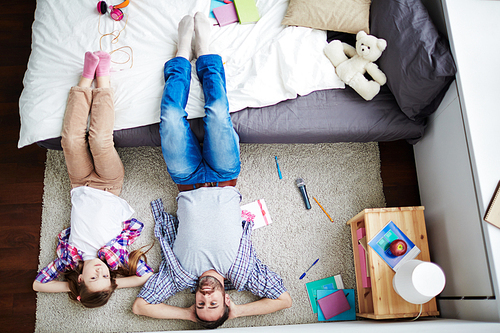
[194,275,228,321]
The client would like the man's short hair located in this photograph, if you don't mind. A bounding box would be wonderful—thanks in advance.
[195,303,230,329]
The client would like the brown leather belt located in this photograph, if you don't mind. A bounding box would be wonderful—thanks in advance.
[177,179,237,192]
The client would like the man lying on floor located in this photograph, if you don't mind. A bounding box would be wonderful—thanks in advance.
[132,13,292,329]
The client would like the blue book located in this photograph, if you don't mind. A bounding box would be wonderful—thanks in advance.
[317,289,356,321]
[368,220,420,271]
[210,0,226,18]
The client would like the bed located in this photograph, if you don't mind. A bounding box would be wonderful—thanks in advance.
[18,0,456,149]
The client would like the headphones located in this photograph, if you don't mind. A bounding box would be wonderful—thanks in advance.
[97,0,129,21]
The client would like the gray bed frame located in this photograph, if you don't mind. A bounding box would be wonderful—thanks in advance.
[37,0,453,150]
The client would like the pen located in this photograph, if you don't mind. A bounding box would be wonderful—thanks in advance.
[299,258,319,279]
[275,156,282,179]
[313,197,334,222]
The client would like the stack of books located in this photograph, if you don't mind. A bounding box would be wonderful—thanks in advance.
[305,275,356,321]
[211,0,260,27]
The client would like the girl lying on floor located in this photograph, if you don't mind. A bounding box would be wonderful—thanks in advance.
[32,51,153,308]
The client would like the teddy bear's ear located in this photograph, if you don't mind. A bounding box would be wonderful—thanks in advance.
[356,30,367,40]
[377,39,387,51]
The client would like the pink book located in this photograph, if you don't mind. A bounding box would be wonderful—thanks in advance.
[213,3,239,27]
[317,290,351,320]
[357,227,371,288]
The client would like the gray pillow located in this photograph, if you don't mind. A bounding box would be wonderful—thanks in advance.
[370,0,456,120]
[281,0,371,34]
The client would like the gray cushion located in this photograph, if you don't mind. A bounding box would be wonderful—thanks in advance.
[370,0,456,120]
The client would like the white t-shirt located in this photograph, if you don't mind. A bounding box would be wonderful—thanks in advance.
[68,186,135,261]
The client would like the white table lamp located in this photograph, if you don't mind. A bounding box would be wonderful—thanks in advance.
[393,259,446,304]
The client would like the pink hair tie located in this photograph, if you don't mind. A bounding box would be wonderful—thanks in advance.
[77,296,81,301]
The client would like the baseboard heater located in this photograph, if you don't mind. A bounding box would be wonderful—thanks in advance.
[437,296,496,300]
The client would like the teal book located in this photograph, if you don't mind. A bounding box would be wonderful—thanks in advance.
[210,0,225,18]
[317,289,356,321]
[233,0,260,24]
[305,275,344,313]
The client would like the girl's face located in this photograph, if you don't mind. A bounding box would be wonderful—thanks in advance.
[79,258,111,292]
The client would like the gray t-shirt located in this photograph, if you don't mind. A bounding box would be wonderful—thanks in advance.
[173,187,243,277]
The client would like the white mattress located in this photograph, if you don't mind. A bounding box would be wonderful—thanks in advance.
[18,0,343,148]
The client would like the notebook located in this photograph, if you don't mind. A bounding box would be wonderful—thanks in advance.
[368,220,420,271]
[485,180,500,229]
[241,199,273,229]
[317,290,351,320]
[317,289,356,321]
[305,275,344,313]
[213,3,239,27]
[233,0,260,24]
[209,0,226,18]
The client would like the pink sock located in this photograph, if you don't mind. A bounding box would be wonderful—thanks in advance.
[93,51,111,77]
[82,52,99,79]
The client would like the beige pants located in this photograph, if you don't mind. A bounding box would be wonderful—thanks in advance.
[61,87,124,196]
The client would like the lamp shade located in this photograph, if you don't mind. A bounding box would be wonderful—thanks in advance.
[392,260,446,304]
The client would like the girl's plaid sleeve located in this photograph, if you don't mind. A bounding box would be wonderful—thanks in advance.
[35,228,82,283]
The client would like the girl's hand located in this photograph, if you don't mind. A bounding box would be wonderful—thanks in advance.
[33,280,70,293]
[116,272,153,289]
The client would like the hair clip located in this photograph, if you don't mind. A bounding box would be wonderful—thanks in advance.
[77,296,81,301]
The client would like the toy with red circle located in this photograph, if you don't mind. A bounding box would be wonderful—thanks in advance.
[97,0,129,21]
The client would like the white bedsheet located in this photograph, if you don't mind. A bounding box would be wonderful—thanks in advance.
[18,0,343,148]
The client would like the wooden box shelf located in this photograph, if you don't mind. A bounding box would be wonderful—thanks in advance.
[346,206,440,319]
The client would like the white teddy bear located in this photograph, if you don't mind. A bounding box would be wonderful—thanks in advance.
[324,31,387,101]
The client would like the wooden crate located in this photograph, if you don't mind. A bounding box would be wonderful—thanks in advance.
[346,206,440,319]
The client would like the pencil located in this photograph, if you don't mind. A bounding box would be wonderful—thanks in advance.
[274,156,282,179]
[313,197,334,222]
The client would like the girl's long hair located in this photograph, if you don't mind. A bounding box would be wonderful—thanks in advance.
[63,243,153,308]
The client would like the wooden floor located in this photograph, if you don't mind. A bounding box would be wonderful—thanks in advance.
[0,2,420,331]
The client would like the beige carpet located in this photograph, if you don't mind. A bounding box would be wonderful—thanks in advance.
[36,142,386,332]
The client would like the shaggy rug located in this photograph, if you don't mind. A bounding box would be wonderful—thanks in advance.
[35,142,385,332]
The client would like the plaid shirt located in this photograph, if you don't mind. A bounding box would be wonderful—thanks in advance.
[137,198,287,304]
[35,219,153,283]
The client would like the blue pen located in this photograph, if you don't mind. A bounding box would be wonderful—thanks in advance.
[299,258,319,279]
[275,156,282,179]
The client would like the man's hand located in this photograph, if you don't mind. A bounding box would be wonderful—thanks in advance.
[226,292,292,319]
[227,297,239,320]
[186,303,198,322]
[133,297,198,322]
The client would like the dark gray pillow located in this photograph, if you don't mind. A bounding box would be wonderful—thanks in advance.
[370,0,456,120]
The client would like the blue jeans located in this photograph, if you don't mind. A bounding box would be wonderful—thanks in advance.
[160,55,240,185]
